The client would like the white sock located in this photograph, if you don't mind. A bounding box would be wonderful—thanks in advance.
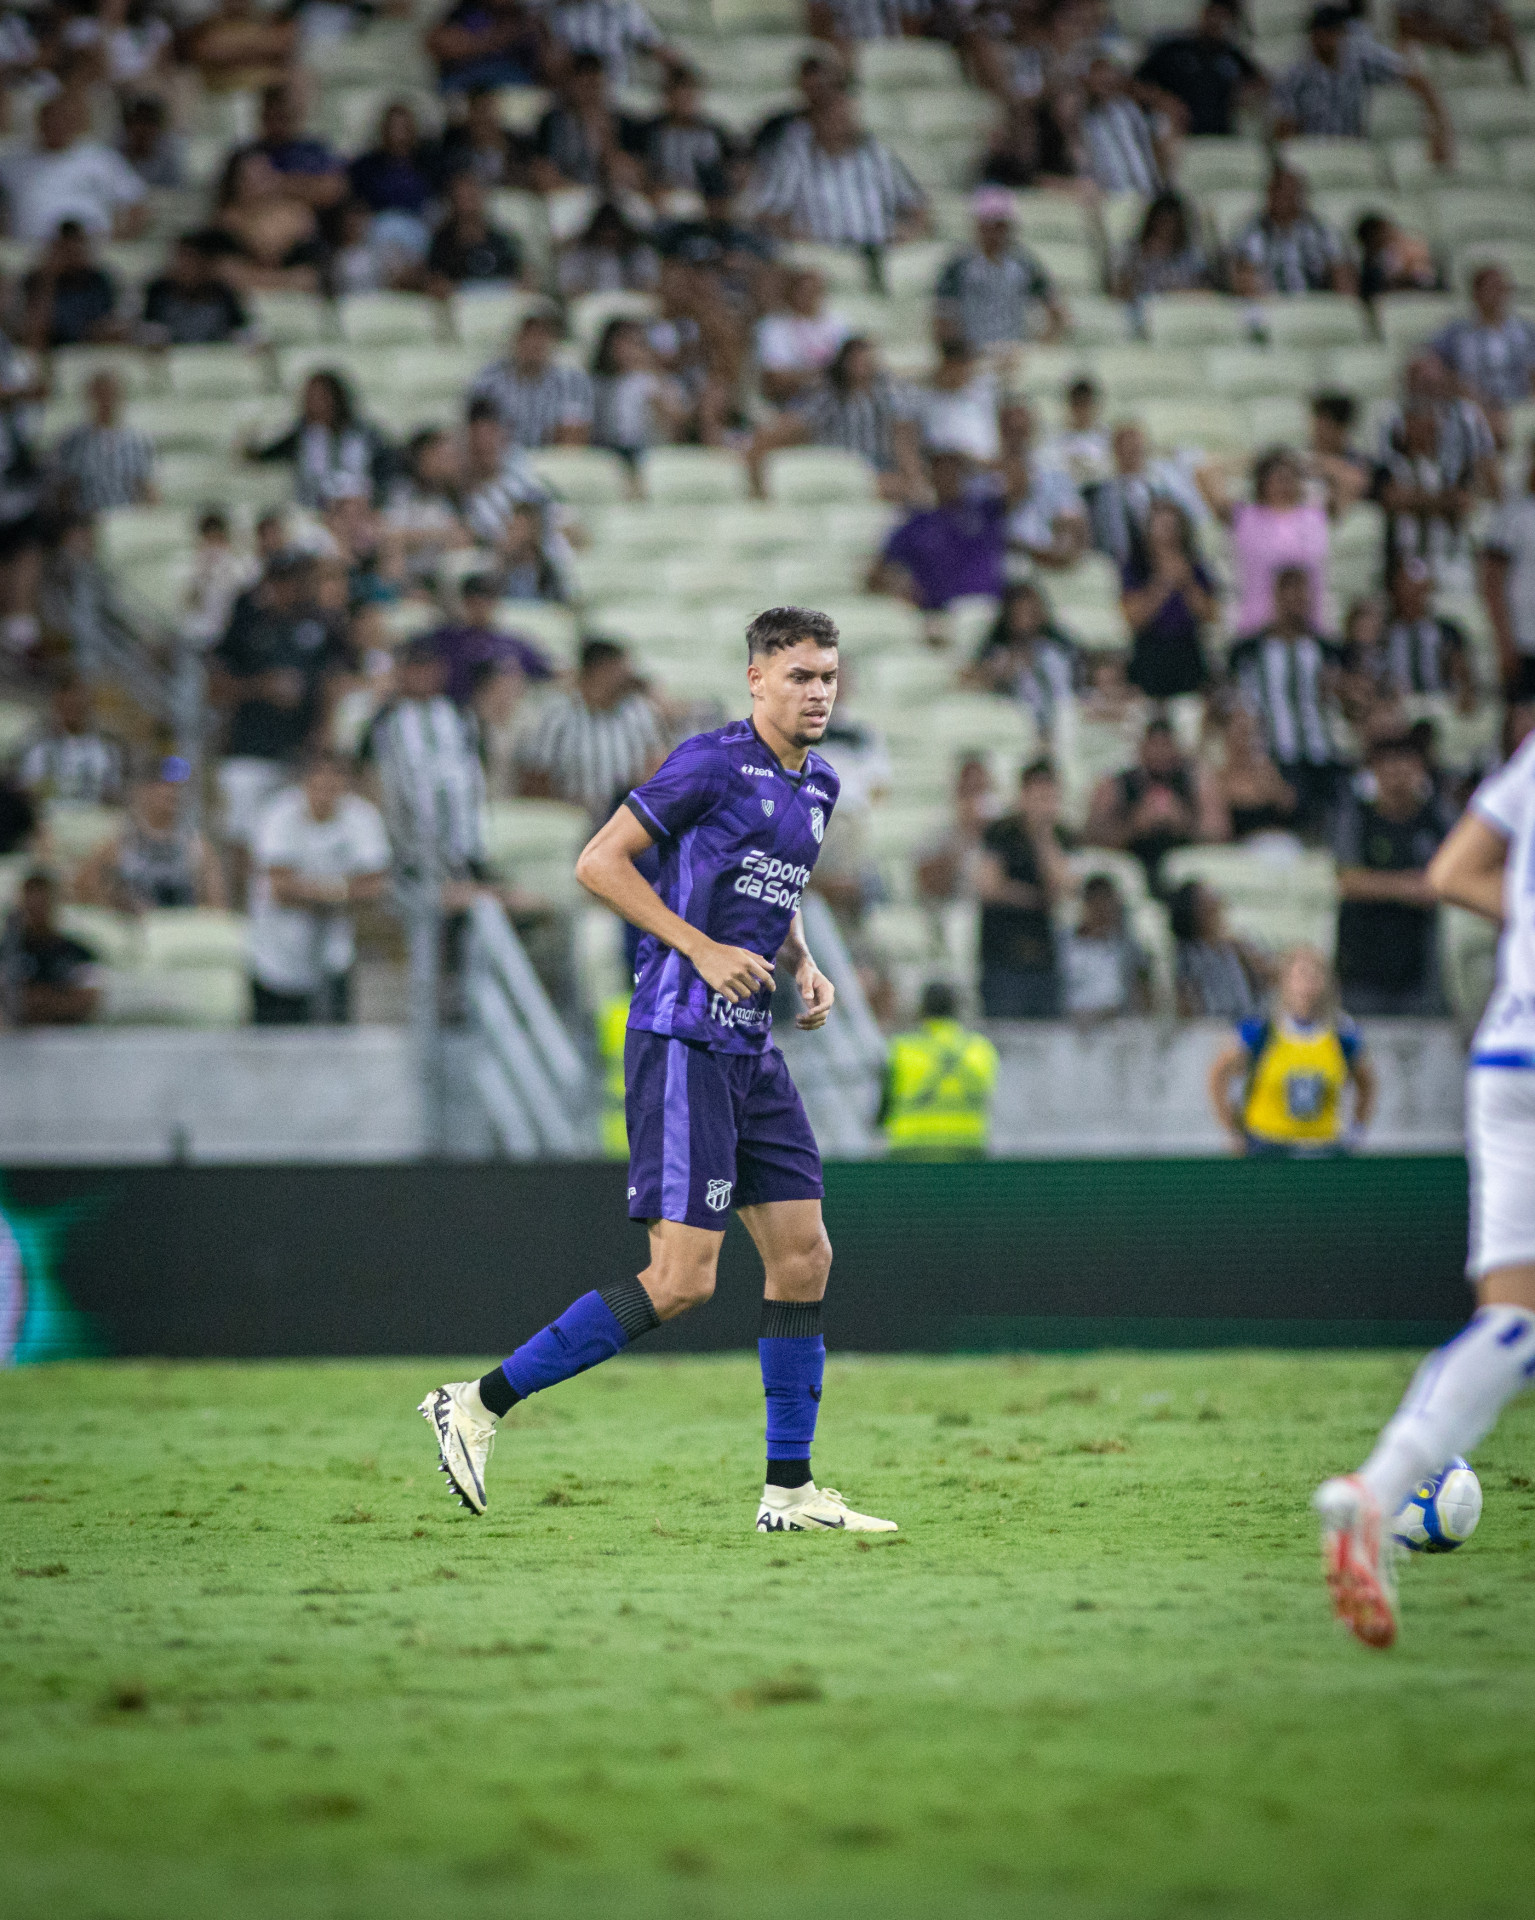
[1357,1307,1535,1517]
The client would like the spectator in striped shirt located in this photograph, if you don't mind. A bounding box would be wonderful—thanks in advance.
[1271,4,1452,164]
[15,678,124,805]
[547,0,678,88]
[1227,564,1350,837]
[934,187,1066,353]
[1062,55,1172,197]
[515,635,665,825]
[246,370,392,508]
[746,86,927,249]
[468,310,595,447]
[636,67,736,200]
[1359,556,1475,705]
[49,369,155,515]
[1430,265,1535,442]
[749,334,924,499]
[530,52,646,194]
[1228,164,1355,298]
[808,0,929,57]
[1112,189,1215,310]
[555,200,659,297]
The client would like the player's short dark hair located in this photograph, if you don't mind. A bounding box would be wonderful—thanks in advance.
[1311,390,1357,429]
[920,981,958,1019]
[745,606,839,659]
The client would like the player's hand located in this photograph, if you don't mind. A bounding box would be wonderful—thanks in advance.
[794,960,834,1030]
[693,940,776,1004]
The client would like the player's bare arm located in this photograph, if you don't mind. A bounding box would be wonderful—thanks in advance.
[575,806,776,1006]
[777,908,834,1031]
[1427,814,1509,924]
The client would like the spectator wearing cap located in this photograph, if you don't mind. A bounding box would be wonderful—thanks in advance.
[76,762,226,914]
[247,748,391,1026]
[1272,4,1452,163]
[246,370,392,509]
[140,233,249,346]
[745,84,927,250]
[1135,0,1268,140]
[17,678,124,805]
[1229,166,1356,299]
[426,573,557,708]
[49,370,155,516]
[1333,732,1449,1015]
[1062,54,1172,197]
[1429,264,1535,443]
[0,871,101,1026]
[934,189,1065,355]
[468,311,595,448]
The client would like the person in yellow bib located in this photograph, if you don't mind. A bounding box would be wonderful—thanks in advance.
[1208,946,1376,1157]
[878,982,1000,1162]
[595,992,631,1159]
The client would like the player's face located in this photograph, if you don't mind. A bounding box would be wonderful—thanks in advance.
[748,641,839,749]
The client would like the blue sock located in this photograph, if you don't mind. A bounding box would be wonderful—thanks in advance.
[486,1279,660,1409]
[759,1299,824,1488]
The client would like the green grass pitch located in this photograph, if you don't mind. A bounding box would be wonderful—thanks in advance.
[4,1352,1535,1920]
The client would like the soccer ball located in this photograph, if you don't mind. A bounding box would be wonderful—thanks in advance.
[1391,1458,1483,1553]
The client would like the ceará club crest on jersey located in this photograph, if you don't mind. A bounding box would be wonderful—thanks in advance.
[809,805,824,843]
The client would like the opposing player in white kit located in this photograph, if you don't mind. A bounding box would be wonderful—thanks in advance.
[1314,729,1535,1647]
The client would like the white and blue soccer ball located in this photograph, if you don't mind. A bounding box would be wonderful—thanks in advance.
[1391,1457,1483,1553]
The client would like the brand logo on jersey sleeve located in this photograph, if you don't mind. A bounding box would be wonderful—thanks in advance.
[705,1178,733,1212]
[761,798,775,816]
[809,805,824,843]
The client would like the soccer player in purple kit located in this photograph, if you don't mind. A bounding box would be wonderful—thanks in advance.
[419,606,897,1533]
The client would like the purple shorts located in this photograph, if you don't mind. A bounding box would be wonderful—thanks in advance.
[624,1029,824,1229]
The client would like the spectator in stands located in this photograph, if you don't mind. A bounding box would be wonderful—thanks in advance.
[0,870,100,1025]
[49,370,155,515]
[808,0,925,56]
[1135,0,1266,139]
[349,102,437,256]
[428,0,548,92]
[1084,421,1206,571]
[118,96,182,191]
[430,86,533,188]
[364,638,490,903]
[750,50,849,162]
[1120,496,1217,698]
[1229,165,1356,299]
[1334,731,1448,1014]
[751,334,924,500]
[591,316,684,465]
[427,571,555,707]
[469,310,594,448]
[1212,446,1330,638]
[917,751,999,904]
[1306,391,1374,516]
[1087,717,1216,887]
[1208,944,1374,1154]
[1206,699,1301,840]
[975,93,1076,192]
[1482,436,1535,695]
[209,550,351,857]
[1170,879,1266,1019]
[869,450,1011,611]
[516,634,664,824]
[546,0,678,88]
[1039,377,1111,488]
[247,747,390,1025]
[21,219,120,348]
[1380,351,1499,506]
[1228,565,1348,835]
[242,84,347,211]
[1354,209,1439,306]
[1372,555,1476,704]
[531,52,645,194]
[555,199,659,297]
[182,509,258,648]
[1062,54,1171,197]
[637,66,736,199]
[0,93,147,243]
[139,232,249,345]
[424,173,525,293]
[75,759,226,913]
[746,83,927,249]
[16,676,123,803]
[905,336,1003,463]
[755,267,849,407]
[1112,190,1214,310]
[1060,872,1152,1021]
[1397,0,1526,86]
[1429,264,1535,444]
[1271,4,1452,164]
[934,187,1065,354]
[247,370,391,509]
[1378,389,1483,586]
[209,150,328,294]
[966,580,1082,735]
[186,0,297,96]
[976,757,1074,1018]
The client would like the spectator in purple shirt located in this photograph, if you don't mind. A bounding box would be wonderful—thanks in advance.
[242,85,346,211]
[868,452,1008,611]
[428,572,556,707]
[349,102,437,219]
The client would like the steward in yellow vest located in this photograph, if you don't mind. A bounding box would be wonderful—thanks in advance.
[596,993,630,1159]
[878,983,999,1161]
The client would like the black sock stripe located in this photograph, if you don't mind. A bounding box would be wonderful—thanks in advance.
[759,1300,823,1339]
[600,1277,662,1341]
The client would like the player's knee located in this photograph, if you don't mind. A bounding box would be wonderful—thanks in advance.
[775,1228,832,1301]
[643,1252,718,1319]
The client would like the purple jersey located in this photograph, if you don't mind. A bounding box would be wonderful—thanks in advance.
[624,718,839,1053]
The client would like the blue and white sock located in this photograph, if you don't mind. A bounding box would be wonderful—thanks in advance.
[760,1299,825,1489]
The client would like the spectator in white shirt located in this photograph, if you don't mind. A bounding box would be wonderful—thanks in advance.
[0,93,147,243]
[248,748,390,1025]
[756,267,850,407]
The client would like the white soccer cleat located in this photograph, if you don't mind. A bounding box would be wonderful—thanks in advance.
[1314,1473,1399,1649]
[755,1481,898,1533]
[418,1381,497,1516]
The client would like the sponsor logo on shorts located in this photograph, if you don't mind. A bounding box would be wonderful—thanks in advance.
[705,1178,733,1213]
[809,805,824,844]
